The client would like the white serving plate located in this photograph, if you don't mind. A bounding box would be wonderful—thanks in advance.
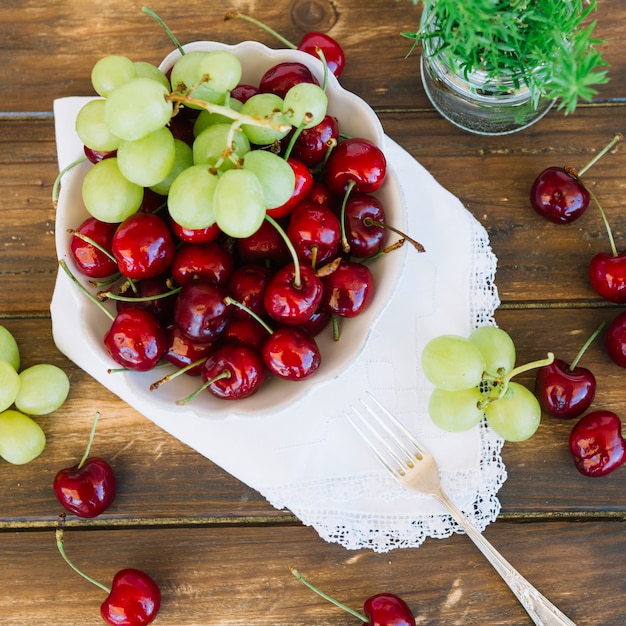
[52,41,408,419]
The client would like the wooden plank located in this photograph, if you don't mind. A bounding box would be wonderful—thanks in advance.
[0,521,622,624]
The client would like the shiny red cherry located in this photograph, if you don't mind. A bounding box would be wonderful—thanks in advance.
[226,264,273,321]
[101,568,161,626]
[169,218,221,244]
[530,166,590,224]
[103,308,167,372]
[262,327,321,380]
[259,61,319,98]
[70,216,119,278]
[267,157,314,219]
[235,218,291,266]
[364,593,417,626]
[343,192,386,257]
[163,323,216,375]
[569,410,626,477]
[325,138,387,196]
[114,275,177,324]
[298,31,346,78]
[222,317,269,352]
[288,114,339,166]
[323,261,374,317]
[589,251,626,303]
[112,212,175,280]
[287,201,341,267]
[170,241,234,287]
[230,83,259,103]
[605,310,626,367]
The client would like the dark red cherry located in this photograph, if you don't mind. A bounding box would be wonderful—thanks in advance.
[84,145,116,163]
[115,275,177,324]
[262,327,321,380]
[222,318,269,352]
[201,343,265,400]
[296,307,332,337]
[259,61,319,98]
[569,410,626,477]
[163,324,216,375]
[323,261,374,317]
[530,166,590,224]
[363,593,417,626]
[231,83,259,103]
[605,310,626,367]
[171,241,234,287]
[343,192,386,257]
[112,212,175,280]
[101,568,162,626]
[235,218,290,266]
[54,457,116,519]
[287,201,341,266]
[169,218,221,244]
[589,251,626,303]
[325,138,387,196]
[226,264,273,321]
[267,157,314,219]
[174,281,232,343]
[70,217,119,278]
[298,32,346,78]
[138,188,167,214]
[263,263,324,326]
[288,115,339,167]
[308,182,336,209]
[103,308,167,372]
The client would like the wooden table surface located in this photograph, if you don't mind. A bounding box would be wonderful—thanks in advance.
[2,0,625,624]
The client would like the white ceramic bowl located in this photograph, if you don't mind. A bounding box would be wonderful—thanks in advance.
[52,41,407,418]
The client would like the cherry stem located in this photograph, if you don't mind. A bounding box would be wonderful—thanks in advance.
[264,214,302,288]
[56,514,111,594]
[363,217,426,253]
[77,412,101,470]
[150,357,209,391]
[577,132,621,178]
[339,180,357,253]
[590,187,618,257]
[98,285,181,303]
[569,322,606,371]
[59,259,115,322]
[176,370,231,405]
[52,156,87,204]
[290,568,367,623]
[142,6,184,55]
[223,296,273,335]
[225,11,297,50]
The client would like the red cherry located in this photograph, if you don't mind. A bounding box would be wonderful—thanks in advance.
[530,166,590,224]
[70,217,119,278]
[589,251,626,303]
[170,241,234,287]
[325,138,387,196]
[54,457,116,518]
[323,261,374,317]
[287,201,341,267]
[569,410,626,477]
[169,218,220,244]
[342,192,386,257]
[226,263,273,321]
[112,212,175,280]
[363,593,417,626]
[267,157,314,219]
[259,61,319,98]
[101,568,161,626]
[174,281,232,342]
[230,83,259,103]
[262,327,321,380]
[103,308,167,372]
[298,32,346,78]
[84,145,116,163]
[163,324,216,375]
[222,317,269,352]
[114,275,177,324]
[605,310,626,367]
[235,218,290,265]
[287,114,339,167]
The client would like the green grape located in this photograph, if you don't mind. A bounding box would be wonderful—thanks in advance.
[421,334,486,391]
[195,50,242,95]
[75,99,121,153]
[0,326,19,371]
[15,364,70,416]
[240,93,291,145]
[213,169,266,238]
[193,123,250,171]
[0,359,20,413]
[484,382,541,442]
[117,126,176,187]
[0,409,46,465]
[82,157,144,223]
[134,61,171,90]
[283,82,328,129]
[469,325,516,377]
[242,150,296,209]
[167,164,219,230]
[104,77,172,141]
[150,138,193,196]
[429,386,485,432]
[193,99,243,136]
[91,54,137,97]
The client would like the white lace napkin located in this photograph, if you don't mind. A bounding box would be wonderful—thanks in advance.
[52,97,505,553]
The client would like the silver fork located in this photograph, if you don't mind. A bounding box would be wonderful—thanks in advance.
[346,393,577,626]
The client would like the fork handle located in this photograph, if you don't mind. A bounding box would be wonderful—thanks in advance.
[436,491,577,626]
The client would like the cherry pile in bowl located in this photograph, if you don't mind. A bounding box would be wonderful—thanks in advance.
[62,43,403,406]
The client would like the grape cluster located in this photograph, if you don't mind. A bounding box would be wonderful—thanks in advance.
[0,326,70,464]
[421,326,554,442]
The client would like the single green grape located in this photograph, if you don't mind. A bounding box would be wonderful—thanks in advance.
[117,126,176,187]
[242,150,296,209]
[0,409,46,465]
[104,77,173,141]
[192,123,251,171]
[134,61,171,90]
[283,82,328,129]
[240,93,291,146]
[484,382,541,442]
[421,334,486,391]
[167,164,219,230]
[213,169,266,238]
[15,363,70,416]
[91,54,137,97]
[469,325,516,377]
[150,139,193,196]
[0,359,20,413]
[0,325,20,371]
[429,386,485,432]
[75,99,121,153]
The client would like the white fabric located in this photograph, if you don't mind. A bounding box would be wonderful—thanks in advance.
[53,97,505,553]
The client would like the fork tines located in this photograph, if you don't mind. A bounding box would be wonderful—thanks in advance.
[346,392,424,477]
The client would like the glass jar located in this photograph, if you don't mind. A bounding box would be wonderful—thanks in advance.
[420,40,555,136]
